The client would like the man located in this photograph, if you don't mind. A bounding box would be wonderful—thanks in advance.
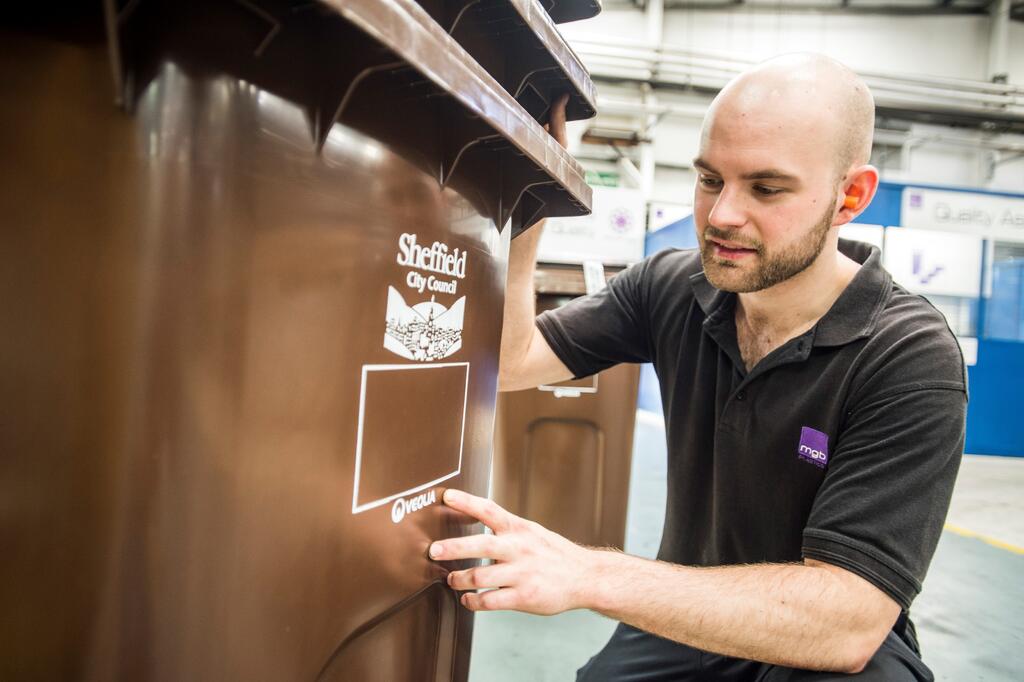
[428,53,966,680]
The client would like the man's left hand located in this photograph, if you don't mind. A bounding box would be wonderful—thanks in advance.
[429,489,598,615]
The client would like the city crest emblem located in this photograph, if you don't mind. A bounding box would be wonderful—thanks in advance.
[384,286,465,362]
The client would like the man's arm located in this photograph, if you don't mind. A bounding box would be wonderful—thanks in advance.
[584,553,899,674]
[429,490,900,674]
[497,219,573,391]
[497,95,574,392]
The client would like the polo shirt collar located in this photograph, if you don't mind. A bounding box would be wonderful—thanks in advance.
[688,238,892,348]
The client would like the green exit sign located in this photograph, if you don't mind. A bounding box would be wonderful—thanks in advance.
[585,170,620,187]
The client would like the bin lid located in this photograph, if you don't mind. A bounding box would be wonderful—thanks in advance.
[442,0,597,124]
[321,0,592,230]
[106,0,592,234]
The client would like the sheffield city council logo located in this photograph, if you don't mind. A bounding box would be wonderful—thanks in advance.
[383,233,468,362]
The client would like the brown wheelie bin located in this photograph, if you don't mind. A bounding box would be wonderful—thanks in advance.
[0,1,596,680]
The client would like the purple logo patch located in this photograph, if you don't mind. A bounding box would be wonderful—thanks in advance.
[797,427,829,468]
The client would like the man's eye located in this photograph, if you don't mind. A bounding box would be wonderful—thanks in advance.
[699,176,722,189]
[753,185,784,196]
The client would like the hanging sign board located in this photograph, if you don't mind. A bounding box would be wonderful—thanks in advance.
[539,186,646,265]
[901,187,1024,242]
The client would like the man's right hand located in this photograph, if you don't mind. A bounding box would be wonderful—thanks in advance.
[545,93,570,149]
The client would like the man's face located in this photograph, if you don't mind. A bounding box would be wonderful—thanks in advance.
[692,104,841,293]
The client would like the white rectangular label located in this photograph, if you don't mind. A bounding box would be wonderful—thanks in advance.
[352,362,469,514]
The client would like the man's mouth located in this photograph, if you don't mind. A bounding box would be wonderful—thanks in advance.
[707,237,758,260]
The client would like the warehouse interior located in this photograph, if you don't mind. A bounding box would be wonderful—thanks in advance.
[2,1,1023,680]
[471,0,1024,680]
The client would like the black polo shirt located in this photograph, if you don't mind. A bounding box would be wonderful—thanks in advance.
[535,239,967,610]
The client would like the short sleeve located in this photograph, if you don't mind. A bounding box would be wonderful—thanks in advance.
[535,259,652,379]
[802,385,966,609]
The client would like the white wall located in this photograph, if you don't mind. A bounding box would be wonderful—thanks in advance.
[561,7,1024,210]
[1010,22,1024,84]
[880,125,1024,192]
[991,154,1024,194]
[561,7,651,40]
[651,166,695,207]
[661,12,992,81]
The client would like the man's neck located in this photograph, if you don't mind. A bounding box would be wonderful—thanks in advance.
[734,244,861,369]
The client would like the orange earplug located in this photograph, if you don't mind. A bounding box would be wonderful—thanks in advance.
[843,187,861,210]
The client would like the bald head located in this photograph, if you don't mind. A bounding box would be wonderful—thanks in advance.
[702,53,875,180]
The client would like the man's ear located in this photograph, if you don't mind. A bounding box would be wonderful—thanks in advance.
[834,165,880,227]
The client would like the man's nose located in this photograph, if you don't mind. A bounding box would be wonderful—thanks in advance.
[707,187,747,230]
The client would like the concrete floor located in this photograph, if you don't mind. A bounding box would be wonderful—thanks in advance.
[469,411,1024,681]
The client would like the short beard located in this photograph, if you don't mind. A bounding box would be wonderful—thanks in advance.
[699,199,835,293]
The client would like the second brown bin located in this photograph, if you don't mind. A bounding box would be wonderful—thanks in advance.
[493,265,640,550]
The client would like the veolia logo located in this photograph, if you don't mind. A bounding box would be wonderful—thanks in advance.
[391,489,438,524]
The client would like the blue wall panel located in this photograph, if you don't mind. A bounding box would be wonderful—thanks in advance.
[858,182,902,226]
[966,339,1024,457]
[986,260,1024,341]
[637,216,697,413]
[647,215,698,253]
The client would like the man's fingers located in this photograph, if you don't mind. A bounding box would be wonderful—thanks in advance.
[550,93,569,124]
[429,532,511,562]
[437,504,485,529]
[548,93,569,148]
[447,562,518,591]
[441,489,516,533]
[460,588,521,612]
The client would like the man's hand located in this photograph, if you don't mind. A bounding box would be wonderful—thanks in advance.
[428,489,595,615]
[545,93,570,148]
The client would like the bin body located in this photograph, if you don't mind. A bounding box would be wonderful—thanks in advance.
[1,14,514,682]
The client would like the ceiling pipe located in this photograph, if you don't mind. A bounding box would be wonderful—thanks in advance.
[640,0,665,197]
[989,0,1011,83]
[593,96,1024,157]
